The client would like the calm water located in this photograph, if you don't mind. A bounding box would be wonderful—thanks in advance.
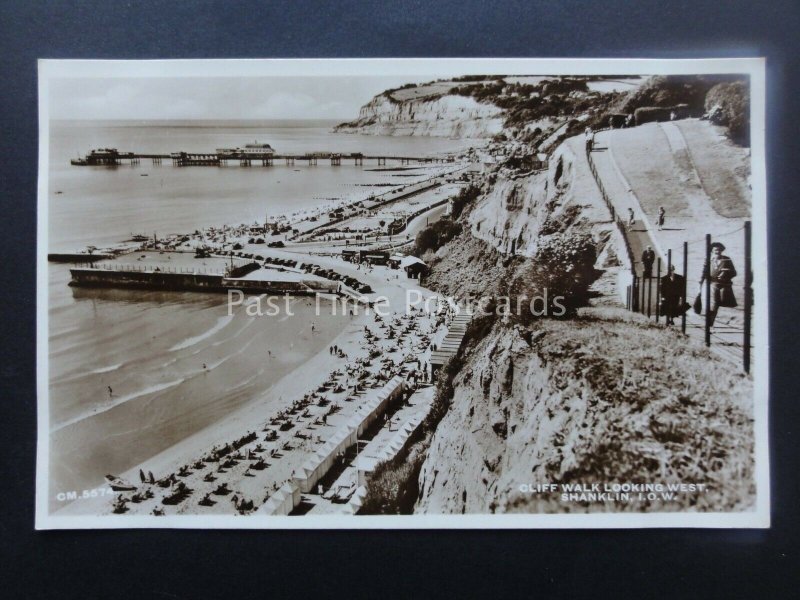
[46,120,477,509]
[48,120,479,251]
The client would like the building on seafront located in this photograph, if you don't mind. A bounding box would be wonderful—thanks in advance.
[216,142,275,157]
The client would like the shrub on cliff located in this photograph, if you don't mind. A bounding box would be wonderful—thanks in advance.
[540,78,588,96]
[413,219,462,255]
[615,74,743,116]
[450,184,481,220]
[704,80,750,145]
[507,232,597,320]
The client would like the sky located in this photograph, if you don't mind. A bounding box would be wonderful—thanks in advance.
[49,75,438,121]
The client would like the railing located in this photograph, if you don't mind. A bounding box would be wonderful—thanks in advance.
[585,146,636,276]
[586,136,752,372]
[75,263,226,276]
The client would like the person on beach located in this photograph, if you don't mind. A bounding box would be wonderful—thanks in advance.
[641,246,655,279]
[699,242,738,329]
[657,206,666,231]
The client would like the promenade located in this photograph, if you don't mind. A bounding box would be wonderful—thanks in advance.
[589,122,751,367]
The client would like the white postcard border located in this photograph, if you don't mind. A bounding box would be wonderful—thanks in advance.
[36,57,769,530]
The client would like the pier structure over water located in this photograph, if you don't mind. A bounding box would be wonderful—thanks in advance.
[71,148,457,168]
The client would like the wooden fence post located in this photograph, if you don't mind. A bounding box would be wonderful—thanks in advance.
[682,241,688,335]
[705,234,711,347]
[744,221,752,373]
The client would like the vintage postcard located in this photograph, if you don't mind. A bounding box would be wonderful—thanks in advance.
[36,58,769,528]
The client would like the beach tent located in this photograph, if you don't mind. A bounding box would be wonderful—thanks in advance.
[346,486,368,515]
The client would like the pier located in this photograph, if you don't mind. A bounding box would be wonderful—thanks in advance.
[71,148,457,168]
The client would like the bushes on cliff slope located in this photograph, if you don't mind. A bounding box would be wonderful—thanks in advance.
[615,75,735,115]
[449,184,482,220]
[609,74,750,145]
[507,232,598,320]
[705,81,750,145]
[413,219,462,256]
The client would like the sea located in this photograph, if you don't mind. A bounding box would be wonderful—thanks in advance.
[46,119,478,510]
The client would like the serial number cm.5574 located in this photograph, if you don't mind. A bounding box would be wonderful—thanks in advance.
[55,487,116,502]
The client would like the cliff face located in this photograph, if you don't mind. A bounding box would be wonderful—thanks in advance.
[334,94,503,139]
[413,129,754,515]
[468,138,611,257]
[415,315,754,514]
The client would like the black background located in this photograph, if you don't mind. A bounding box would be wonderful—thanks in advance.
[1,1,798,597]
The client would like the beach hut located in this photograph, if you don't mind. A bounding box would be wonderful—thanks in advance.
[257,482,301,516]
[400,256,428,279]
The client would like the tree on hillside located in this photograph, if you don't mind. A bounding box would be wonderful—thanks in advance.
[705,81,750,146]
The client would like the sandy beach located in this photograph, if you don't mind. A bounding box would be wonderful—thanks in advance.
[57,276,448,516]
[54,170,459,517]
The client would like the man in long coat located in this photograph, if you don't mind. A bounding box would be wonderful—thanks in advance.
[641,246,656,279]
[699,242,738,328]
[660,265,686,325]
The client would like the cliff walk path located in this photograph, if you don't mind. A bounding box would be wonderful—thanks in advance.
[590,121,751,367]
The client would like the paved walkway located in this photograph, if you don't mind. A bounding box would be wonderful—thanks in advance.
[588,134,748,368]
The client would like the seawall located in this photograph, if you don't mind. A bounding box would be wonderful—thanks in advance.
[69,267,336,296]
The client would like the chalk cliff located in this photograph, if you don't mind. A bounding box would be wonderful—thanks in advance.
[334,93,503,139]
[412,131,753,514]
[414,313,754,514]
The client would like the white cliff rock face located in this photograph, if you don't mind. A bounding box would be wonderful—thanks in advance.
[414,313,754,514]
[335,94,504,139]
[415,325,562,515]
[468,138,611,257]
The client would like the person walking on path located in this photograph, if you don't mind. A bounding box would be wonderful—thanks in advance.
[699,242,738,329]
[585,127,594,152]
[657,206,666,231]
[641,246,656,279]
[660,265,686,326]
[627,207,635,230]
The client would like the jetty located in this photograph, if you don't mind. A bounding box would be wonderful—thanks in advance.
[48,252,113,263]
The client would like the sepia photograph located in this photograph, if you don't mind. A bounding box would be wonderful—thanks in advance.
[35,58,769,528]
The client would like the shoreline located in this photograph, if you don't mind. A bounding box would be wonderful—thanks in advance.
[47,129,466,518]
[54,267,445,517]
[54,309,371,516]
